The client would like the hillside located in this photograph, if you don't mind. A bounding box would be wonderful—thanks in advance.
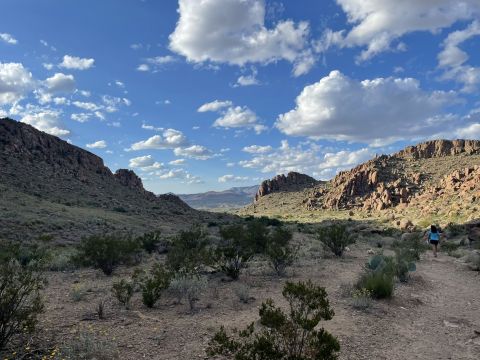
[0,118,218,242]
[242,139,480,226]
[178,185,258,210]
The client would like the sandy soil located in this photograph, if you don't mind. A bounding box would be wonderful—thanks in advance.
[11,238,480,360]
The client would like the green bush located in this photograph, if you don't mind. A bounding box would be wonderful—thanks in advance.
[445,223,465,237]
[392,235,428,261]
[112,279,134,309]
[140,264,172,308]
[168,274,207,312]
[265,228,297,276]
[317,224,354,257]
[351,288,372,310]
[166,228,211,274]
[207,280,340,360]
[0,261,45,350]
[136,231,163,254]
[62,331,119,359]
[0,241,49,268]
[216,225,254,280]
[356,271,394,299]
[439,241,460,255]
[74,234,142,275]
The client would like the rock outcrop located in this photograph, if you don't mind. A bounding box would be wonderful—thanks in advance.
[395,140,480,159]
[114,169,145,191]
[255,172,318,202]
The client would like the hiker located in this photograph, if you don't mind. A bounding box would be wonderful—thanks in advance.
[424,225,441,257]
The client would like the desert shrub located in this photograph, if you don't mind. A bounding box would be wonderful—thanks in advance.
[466,252,480,271]
[0,261,45,350]
[265,228,297,276]
[317,224,354,257]
[112,279,134,309]
[207,280,340,360]
[392,235,428,261]
[140,264,172,308]
[215,225,253,280]
[256,216,283,227]
[96,298,107,320]
[0,241,49,268]
[47,251,75,272]
[356,271,394,299]
[351,288,372,310]
[70,284,88,302]
[393,249,417,282]
[440,241,460,255]
[445,223,465,237]
[136,231,162,254]
[74,234,142,275]
[166,228,212,274]
[234,283,252,304]
[62,331,119,359]
[168,274,207,312]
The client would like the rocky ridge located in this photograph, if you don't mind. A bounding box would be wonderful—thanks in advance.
[254,172,319,202]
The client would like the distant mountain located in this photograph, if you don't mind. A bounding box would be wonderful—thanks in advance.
[179,185,259,210]
[0,118,219,242]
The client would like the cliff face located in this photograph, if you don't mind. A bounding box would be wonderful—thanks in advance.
[255,172,319,202]
[0,118,198,241]
[395,140,480,159]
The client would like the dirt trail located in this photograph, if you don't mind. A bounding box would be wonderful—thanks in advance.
[339,253,480,360]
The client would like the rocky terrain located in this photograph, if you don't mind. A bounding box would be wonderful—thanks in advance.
[0,118,218,242]
[254,171,320,202]
[178,185,258,210]
[243,140,480,226]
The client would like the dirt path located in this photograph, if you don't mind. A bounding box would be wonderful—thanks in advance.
[339,253,480,360]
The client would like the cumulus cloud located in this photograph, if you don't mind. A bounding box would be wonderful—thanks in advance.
[129,155,163,169]
[455,123,480,139]
[137,64,150,72]
[44,73,75,93]
[169,159,186,166]
[0,33,18,45]
[0,63,34,105]
[323,0,480,61]
[72,101,101,112]
[198,100,233,112]
[169,0,315,76]
[86,140,107,149]
[71,113,90,123]
[130,129,188,150]
[242,145,273,154]
[173,145,212,160]
[218,174,250,183]
[438,21,480,92]
[59,55,95,70]
[276,70,456,144]
[150,168,202,184]
[21,108,70,137]
[199,100,267,133]
[239,140,373,180]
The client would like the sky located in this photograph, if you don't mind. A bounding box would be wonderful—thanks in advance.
[1,0,479,194]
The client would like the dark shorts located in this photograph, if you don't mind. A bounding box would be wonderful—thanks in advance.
[429,240,439,245]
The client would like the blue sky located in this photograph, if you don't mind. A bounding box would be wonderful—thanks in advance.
[1,0,479,194]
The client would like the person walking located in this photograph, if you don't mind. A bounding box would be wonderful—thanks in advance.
[425,225,441,257]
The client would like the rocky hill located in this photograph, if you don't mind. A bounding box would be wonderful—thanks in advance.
[243,140,480,225]
[0,118,216,242]
[254,172,320,202]
[179,186,258,210]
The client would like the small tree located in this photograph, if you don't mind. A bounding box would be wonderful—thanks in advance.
[207,280,340,360]
[136,231,162,254]
[112,279,134,309]
[317,224,354,257]
[166,227,211,274]
[140,264,171,308]
[265,228,297,276]
[75,234,141,275]
[0,261,45,350]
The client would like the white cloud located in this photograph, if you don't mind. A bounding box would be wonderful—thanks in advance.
[169,0,314,76]
[146,55,176,65]
[218,174,249,183]
[455,123,480,139]
[242,145,273,154]
[21,108,70,137]
[276,70,456,143]
[142,124,164,132]
[44,73,75,93]
[325,0,480,61]
[173,145,212,160]
[42,63,54,70]
[169,159,186,166]
[0,63,34,105]
[235,74,260,87]
[239,140,373,180]
[59,55,95,70]
[198,100,233,113]
[72,101,101,111]
[137,64,150,72]
[86,140,107,149]
[129,155,163,169]
[0,33,17,45]
[71,113,90,123]
[154,168,202,184]
[130,129,188,150]
[115,80,125,88]
[438,21,480,92]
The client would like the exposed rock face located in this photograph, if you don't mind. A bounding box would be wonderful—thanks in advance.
[255,172,318,202]
[114,169,144,190]
[395,139,480,159]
